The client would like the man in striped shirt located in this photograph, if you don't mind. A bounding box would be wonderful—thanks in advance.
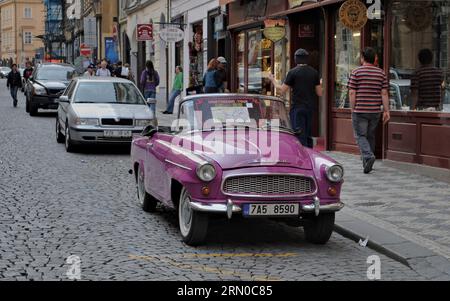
[348,47,390,174]
[411,49,444,110]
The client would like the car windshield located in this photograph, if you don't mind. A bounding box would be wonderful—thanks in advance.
[1,67,11,71]
[178,97,291,132]
[36,67,75,81]
[73,81,146,105]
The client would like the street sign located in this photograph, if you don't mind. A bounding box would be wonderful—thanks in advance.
[84,17,97,47]
[159,27,184,43]
[80,47,92,57]
[137,24,153,41]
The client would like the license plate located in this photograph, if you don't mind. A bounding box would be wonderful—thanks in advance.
[104,130,132,138]
[243,204,300,217]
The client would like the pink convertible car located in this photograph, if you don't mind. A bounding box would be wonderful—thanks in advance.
[130,95,344,246]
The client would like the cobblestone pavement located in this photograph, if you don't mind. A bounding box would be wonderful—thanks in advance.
[0,82,424,280]
[326,152,450,260]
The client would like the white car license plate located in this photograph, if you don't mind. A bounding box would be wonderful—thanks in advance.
[243,204,300,217]
[104,130,132,138]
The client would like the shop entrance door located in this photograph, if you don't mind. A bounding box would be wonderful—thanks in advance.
[290,9,326,151]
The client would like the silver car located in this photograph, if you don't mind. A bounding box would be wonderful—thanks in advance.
[56,77,155,152]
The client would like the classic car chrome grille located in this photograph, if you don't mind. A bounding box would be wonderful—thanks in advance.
[101,118,133,126]
[223,175,315,196]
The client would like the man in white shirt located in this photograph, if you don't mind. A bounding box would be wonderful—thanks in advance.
[96,60,111,77]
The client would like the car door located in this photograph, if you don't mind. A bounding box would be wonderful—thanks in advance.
[145,135,171,203]
[59,81,77,132]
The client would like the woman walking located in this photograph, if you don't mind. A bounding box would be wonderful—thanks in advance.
[203,59,219,93]
[140,60,160,117]
[163,66,183,115]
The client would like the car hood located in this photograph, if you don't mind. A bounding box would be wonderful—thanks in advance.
[35,80,69,89]
[72,103,153,119]
[176,131,313,170]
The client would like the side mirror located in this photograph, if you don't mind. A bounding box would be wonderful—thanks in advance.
[142,124,157,138]
[59,95,69,103]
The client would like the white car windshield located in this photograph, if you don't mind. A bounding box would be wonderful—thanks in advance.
[179,97,292,131]
[36,67,75,81]
[73,82,146,105]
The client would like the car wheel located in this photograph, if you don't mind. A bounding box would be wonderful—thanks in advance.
[137,165,158,213]
[65,123,77,153]
[178,187,208,246]
[29,103,38,116]
[25,98,30,113]
[56,118,64,143]
[303,213,335,245]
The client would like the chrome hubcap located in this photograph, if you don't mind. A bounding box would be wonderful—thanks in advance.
[179,189,193,237]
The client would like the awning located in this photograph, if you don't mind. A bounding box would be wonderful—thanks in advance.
[219,0,236,5]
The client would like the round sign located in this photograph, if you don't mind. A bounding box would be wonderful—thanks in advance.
[339,0,368,31]
[405,4,432,32]
[159,27,184,43]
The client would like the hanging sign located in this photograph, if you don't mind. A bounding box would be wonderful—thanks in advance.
[159,27,184,43]
[339,0,368,31]
[137,24,153,41]
[299,24,314,38]
[263,19,286,43]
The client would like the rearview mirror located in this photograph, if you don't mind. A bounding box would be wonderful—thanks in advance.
[59,95,69,103]
[142,124,157,138]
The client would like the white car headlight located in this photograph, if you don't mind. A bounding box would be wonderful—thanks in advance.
[196,163,216,182]
[326,165,344,183]
[33,85,46,95]
[75,118,99,126]
[135,119,153,126]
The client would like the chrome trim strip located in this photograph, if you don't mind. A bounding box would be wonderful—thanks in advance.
[190,202,242,214]
[164,159,192,171]
[156,140,209,165]
[220,172,318,199]
[301,202,345,213]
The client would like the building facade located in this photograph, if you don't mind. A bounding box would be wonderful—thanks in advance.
[226,0,450,170]
[0,0,45,65]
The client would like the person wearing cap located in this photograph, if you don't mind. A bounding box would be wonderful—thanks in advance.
[269,48,322,148]
[215,56,228,93]
[84,64,96,77]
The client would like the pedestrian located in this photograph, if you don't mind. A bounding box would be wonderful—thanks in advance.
[163,66,183,115]
[84,64,96,77]
[268,48,323,148]
[6,64,22,108]
[215,57,228,93]
[23,61,33,82]
[203,59,219,93]
[113,61,129,79]
[96,60,111,77]
[411,49,444,111]
[348,47,390,174]
[140,60,160,117]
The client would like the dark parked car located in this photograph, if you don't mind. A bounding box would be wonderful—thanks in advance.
[25,63,76,116]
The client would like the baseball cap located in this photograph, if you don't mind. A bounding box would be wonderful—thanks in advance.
[217,57,227,64]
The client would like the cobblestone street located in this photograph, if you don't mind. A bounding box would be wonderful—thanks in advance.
[0,80,426,281]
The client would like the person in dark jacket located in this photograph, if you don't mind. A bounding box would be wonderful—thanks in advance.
[7,64,23,108]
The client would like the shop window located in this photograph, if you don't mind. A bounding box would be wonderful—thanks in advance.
[274,38,290,102]
[334,18,361,109]
[236,32,245,93]
[391,1,450,112]
[188,23,204,89]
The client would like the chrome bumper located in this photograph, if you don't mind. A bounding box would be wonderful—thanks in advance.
[190,198,345,219]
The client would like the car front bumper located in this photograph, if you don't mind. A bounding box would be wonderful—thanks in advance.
[30,95,60,109]
[190,198,345,219]
[69,126,145,144]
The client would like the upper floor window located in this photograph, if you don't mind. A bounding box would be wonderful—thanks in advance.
[24,32,33,44]
[24,7,32,19]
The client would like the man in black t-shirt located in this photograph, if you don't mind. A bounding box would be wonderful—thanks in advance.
[269,48,322,148]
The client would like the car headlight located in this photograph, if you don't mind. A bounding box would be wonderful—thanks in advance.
[33,85,46,95]
[326,165,344,183]
[74,118,99,126]
[135,119,153,126]
[196,163,216,182]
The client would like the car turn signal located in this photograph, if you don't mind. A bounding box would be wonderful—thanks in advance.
[201,186,211,196]
[327,186,338,197]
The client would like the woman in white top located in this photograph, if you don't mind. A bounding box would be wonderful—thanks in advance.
[84,64,96,77]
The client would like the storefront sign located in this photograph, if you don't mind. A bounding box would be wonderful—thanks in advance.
[159,27,184,43]
[83,17,97,48]
[299,24,314,38]
[137,24,153,41]
[263,19,286,42]
[339,0,368,31]
[289,0,317,9]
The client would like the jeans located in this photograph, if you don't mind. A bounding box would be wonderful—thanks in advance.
[290,106,313,148]
[352,112,381,162]
[166,89,181,113]
[10,86,19,106]
[144,90,156,117]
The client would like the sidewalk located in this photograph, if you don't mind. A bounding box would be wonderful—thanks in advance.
[154,102,450,278]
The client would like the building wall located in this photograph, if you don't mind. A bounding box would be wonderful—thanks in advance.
[0,0,45,65]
